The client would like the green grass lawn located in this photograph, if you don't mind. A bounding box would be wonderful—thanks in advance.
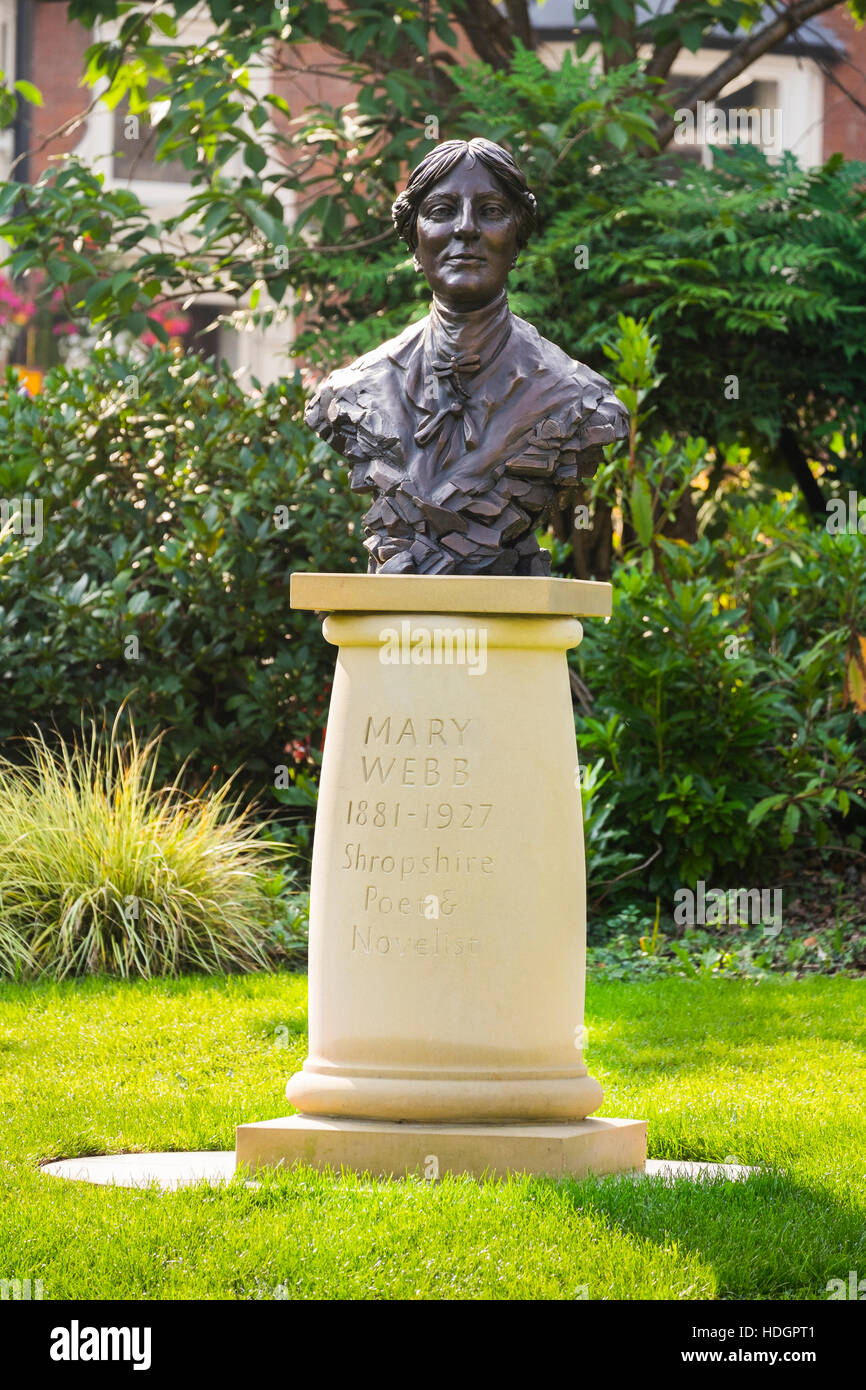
[1,971,864,1300]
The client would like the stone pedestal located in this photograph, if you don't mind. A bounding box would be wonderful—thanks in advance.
[237,574,646,1180]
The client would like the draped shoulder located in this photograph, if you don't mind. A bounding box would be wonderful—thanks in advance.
[303,296,628,574]
[304,318,428,469]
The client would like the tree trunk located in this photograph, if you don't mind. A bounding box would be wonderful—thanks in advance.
[551,485,614,581]
[778,426,827,520]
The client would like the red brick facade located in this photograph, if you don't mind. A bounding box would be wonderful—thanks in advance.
[818,7,866,160]
[29,2,92,181]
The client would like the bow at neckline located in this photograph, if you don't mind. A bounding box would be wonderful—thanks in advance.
[410,290,512,451]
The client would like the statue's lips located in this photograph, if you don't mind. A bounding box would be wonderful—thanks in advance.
[445,255,486,265]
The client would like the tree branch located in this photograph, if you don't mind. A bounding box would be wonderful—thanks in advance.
[653,0,845,148]
[779,425,827,519]
[816,48,866,121]
[644,0,698,81]
[9,10,153,176]
[503,0,534,51]
[603,4,639,75]
[450,0,516,70]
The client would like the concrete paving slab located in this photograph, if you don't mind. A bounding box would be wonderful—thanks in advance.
[41,1152,237,1190]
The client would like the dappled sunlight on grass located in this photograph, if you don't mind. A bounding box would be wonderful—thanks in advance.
[1,972,863,1299]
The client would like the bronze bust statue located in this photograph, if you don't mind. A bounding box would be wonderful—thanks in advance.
[305,138,628,575]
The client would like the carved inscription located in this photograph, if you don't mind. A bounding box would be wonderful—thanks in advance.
[349,712,492,959]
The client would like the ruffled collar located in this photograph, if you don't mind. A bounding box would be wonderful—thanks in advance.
[398,290,514,437]
[426,289,512,374]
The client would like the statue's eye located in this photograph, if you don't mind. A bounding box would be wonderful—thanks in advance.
[480,203,507,217]
[423,202,453,218]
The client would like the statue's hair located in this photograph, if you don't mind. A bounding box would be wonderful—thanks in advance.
[392,138,537,251]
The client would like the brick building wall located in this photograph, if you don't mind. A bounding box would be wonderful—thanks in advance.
[29,1,92,181]
[819,7,866,160]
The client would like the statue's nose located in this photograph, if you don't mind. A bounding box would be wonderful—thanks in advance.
[453,201,480,239]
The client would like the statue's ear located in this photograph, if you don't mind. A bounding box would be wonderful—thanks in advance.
[413,254,422,273]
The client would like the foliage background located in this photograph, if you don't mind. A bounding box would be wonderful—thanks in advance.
[0,349,364,787]
[0,1,864,970]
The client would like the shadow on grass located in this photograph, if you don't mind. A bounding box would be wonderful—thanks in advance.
[548,1169,864,1300]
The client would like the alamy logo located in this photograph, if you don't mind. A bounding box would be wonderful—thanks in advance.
[673,882,782,930]
[0,1277,43,1299]
[49,1321,152,1371]
[379,621,487,676]
[0,496,43,546]
[826,491,866,535]
[826,1271,866,1299]
[674,99,781,147]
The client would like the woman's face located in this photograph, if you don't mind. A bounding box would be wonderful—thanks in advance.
[413,160,519,311]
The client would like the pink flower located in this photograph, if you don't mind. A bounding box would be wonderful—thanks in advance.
[0,272,35,325]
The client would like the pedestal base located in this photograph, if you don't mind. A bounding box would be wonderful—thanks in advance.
[235,1115,647,1181]
[283,579,610,1127]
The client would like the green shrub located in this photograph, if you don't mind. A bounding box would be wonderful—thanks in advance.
[0,716,294,979]
[0,347,365,794]
[576,508,866,903]
[562,316,866,914]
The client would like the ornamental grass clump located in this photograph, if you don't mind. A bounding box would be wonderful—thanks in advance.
[0,720,281,979]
